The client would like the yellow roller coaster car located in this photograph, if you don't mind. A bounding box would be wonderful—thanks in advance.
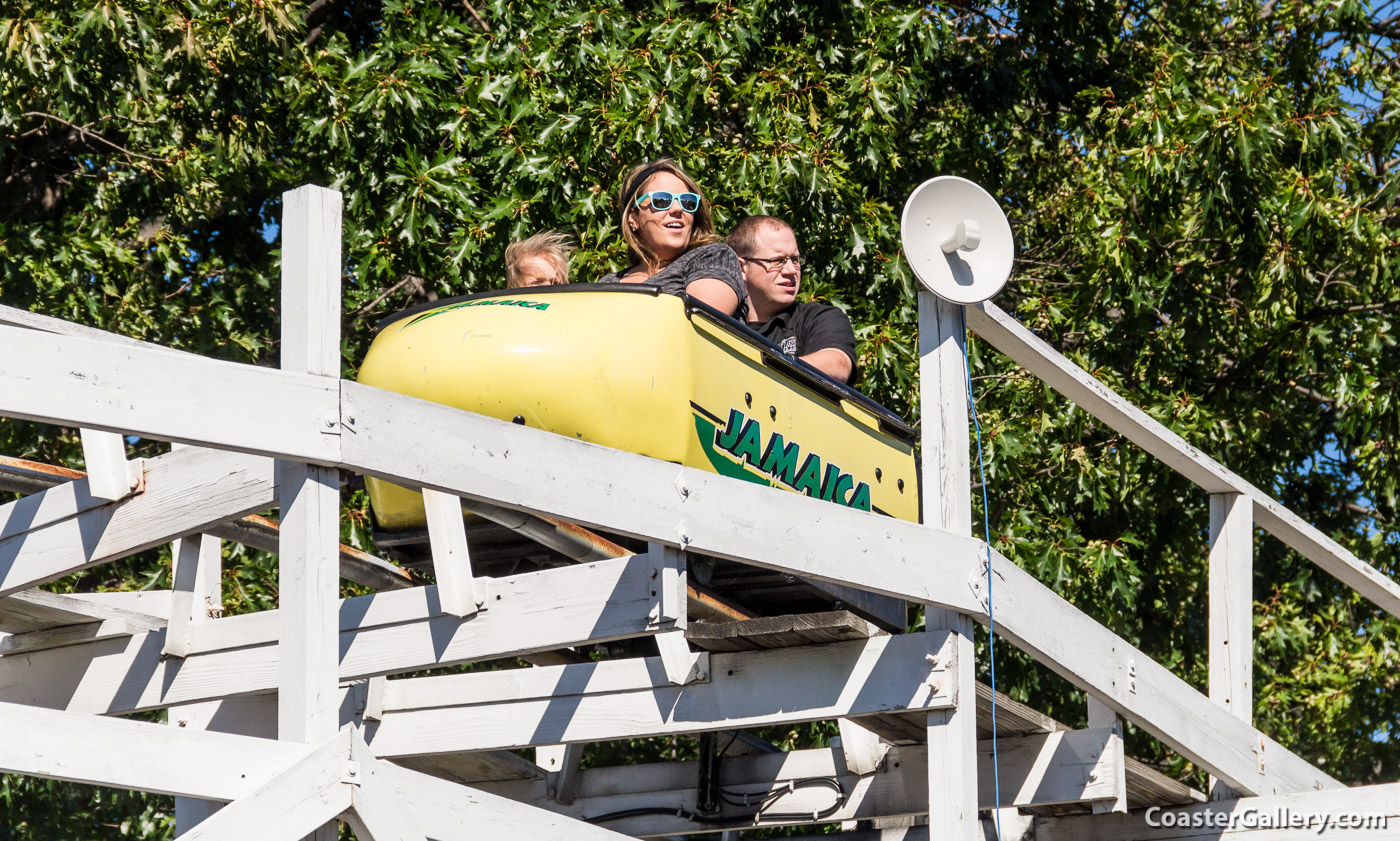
[358,284,918,532]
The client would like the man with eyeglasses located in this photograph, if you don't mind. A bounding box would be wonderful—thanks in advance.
[727,216,856,384]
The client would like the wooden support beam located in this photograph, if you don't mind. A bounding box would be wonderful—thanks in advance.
[475,728,1122,835]
[175,730,352,841]
[1088,694,1127,813]
[0,325,342,465]
[0,455,416,591]
[78,428,139,500]
[345,731,428,841]
[0,446,273,599]
[364,631,952,757]
[377,759,636,841]
[421,489,479,618]
[0,589,165,640]
[0,700,307,799]
[655,629,706,685]
[340,380,987,615]
[164,530,222,657]
[278,183,345,841]
[1209,492,1254,801]
[965,301,1400,620]
[0,554,675,714]
[171,701,229,831]
[1036,782,1400,841]
[918,290,980,841]
[836,718,888,776]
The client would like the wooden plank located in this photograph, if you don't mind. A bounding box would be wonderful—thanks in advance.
[279,183,345,841]
[172,700,232,832]
[0,324,342,464]
[278,183,344,761]
[392,752,546,786]
[278,460,341,744]
[340,379,986,614]
[1036,781,1400,841]
[0,464,125,541]
[0,589,166,635]
[364,631,952,757]
[377,760,636,841]
[422,489,479,618]
[474,730,1120,835]
[919,290,979,841]
[981,545,1338,796]
[0,554,674,714]
[1209,492,1253,800]
[346,731,428,841]
[64,589,173,618]
[965,301,1400,620]
[165,531,222,657]
[78,428,139,500]
[0,457,416,591]
[685,610,879,653]
[0,446,274,598]
[1088,694,1128,813]
[176,731,352,841]
[0,699,307,799]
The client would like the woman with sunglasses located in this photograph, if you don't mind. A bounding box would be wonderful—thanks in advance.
[598,159,748,318]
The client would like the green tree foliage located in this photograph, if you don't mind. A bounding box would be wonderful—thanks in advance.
[2,0,1397,834]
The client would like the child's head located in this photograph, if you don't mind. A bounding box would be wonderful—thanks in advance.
[505,231,573,288]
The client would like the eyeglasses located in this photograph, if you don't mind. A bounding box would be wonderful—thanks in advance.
[742,255,804,270]
[634,191,701,213]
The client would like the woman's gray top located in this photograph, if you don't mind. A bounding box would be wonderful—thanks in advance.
[598,242,749,319]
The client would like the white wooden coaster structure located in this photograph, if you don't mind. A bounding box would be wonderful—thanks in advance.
[0,183,1396,840]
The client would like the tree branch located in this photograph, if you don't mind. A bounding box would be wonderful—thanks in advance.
[19,112,168,164]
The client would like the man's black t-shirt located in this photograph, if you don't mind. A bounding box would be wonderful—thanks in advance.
[749,302,857,383]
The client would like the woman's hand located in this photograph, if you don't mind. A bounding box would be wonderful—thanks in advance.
[685,277,740,316]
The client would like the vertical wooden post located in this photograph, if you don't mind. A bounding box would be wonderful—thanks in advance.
[422,488,479,617]
[79,428,137,500]
[918,290,979,841]
[279,185,343,841]
[1208,491,1253,799]
[1087,695,1127,813]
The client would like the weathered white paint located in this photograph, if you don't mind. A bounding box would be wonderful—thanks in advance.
[918,290,980,841]
[421,489,479,618]
[164,531,222,657]
[0,700,306,799]
[0,555,674,714]
[79,428,139,500]
[345,731,428,841]
[365,632,952,756]
[0,324,341,464]
[1209,492,1254,801]
[0,447,273,599]
[377,759,637,841]
[174,731,351,841]
[340,380,986,614]
[1087,694,1127,814]
[278,185,344,776]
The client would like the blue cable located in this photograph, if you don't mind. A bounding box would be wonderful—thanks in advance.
[961,308,1003,841]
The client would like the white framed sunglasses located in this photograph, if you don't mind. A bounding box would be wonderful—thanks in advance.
[633,191,701,213]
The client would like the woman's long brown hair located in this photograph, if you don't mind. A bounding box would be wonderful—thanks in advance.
[618,158,720,274]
